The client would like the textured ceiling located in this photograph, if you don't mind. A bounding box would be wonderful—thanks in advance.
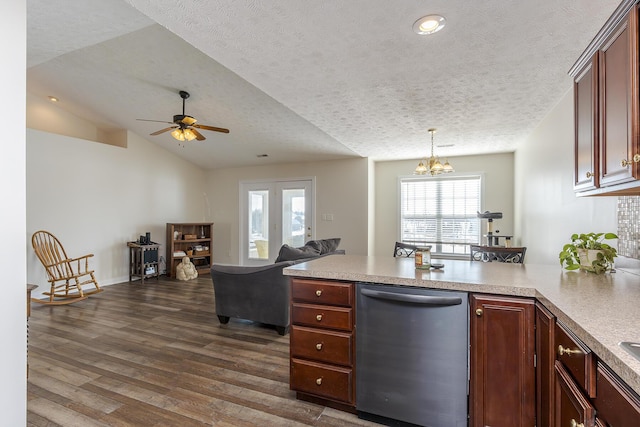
[27,0,621,170]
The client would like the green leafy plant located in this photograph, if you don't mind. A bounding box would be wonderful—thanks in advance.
[559,232,618,274]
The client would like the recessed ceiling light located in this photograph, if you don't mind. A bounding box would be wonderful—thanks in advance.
[413,14,446,35]
[48,96,59,102]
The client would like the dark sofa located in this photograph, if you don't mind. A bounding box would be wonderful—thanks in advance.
[210,238,343,335]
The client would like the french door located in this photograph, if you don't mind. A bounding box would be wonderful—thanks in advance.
[240,179,314,265]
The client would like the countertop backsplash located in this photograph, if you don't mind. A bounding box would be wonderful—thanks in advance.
[618,196,639,260]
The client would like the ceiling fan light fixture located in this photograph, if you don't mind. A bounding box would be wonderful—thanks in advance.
[413,14,446,35]
[171,128,197,142]
[182,128,197,141]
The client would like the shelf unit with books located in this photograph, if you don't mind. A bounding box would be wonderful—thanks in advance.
[166,222,213,278]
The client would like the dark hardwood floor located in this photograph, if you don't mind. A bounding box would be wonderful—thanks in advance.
[27,275,381,427]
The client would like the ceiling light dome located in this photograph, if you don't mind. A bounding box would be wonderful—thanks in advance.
[413,14,446,35]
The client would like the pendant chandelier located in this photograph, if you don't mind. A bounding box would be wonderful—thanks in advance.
[414,128,454,175]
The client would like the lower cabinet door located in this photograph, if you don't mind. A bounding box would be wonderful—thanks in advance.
[470,294,535,426]
[290,358,353,404]
[555,361,595,427]
[592,361,640,426]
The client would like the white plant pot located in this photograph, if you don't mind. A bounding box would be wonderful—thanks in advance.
[578,249,604,271]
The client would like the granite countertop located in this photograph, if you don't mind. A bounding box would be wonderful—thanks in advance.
[284,254,640,396]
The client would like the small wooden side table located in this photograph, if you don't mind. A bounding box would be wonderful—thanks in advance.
[127,242,160,284]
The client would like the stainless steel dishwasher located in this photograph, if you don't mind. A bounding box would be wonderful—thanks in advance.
[356,282,468,427]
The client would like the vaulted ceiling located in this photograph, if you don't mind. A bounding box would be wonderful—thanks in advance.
[27,0,620,170]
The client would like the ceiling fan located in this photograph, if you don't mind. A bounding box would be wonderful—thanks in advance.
[137,90,229,142]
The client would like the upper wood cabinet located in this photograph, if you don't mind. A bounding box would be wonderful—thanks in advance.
[571,1,640,196]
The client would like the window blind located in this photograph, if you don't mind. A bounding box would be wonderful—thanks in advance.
[400,175,481,255]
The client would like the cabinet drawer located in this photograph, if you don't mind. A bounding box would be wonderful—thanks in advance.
[555,361,595,427]
[292,303,353,331]
[555,321,596,398]
[290,326,353,366]
[593,361,640,425]
[290,358,353,404]
[291,278,353,307]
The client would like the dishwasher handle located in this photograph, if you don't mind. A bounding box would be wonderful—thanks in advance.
[360,288,462,306]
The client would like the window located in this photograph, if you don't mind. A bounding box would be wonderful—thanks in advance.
[400,175,482,257]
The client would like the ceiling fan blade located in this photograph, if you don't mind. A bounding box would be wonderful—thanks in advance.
[150,126,178,136]
[137,118,174,124]
[193,124,230,134]
[190,128,206,141]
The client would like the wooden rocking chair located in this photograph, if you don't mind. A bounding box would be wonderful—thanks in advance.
[31,230,103,305]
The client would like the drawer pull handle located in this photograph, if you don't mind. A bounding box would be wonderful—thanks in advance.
[315,290,322,297]
[316,378,322,386]
[570,419,584,427]
[316,314,323,321]
[558,345,582,357]
[316,343,323,350]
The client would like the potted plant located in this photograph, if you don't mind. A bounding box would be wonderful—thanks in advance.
[558,232,618,274]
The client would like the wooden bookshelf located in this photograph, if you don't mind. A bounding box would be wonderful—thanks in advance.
[166,223,213,278]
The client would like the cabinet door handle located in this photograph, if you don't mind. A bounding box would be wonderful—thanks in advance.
[315,290,322,297]
[316,343,323,351]
[475,308,483,316]
[558,344,582,357]
[316,314,323,321]
[316,378,322,385]
[585,171,593,178]
[570,419,584,427]
[621,154,640,167]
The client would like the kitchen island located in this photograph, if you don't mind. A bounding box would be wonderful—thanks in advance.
[284,254,640,409]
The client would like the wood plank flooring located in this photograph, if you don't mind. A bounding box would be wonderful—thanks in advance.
[27,275,382,427]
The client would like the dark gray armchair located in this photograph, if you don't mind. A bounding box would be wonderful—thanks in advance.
[210,238,343,335]
[210,261,296,335]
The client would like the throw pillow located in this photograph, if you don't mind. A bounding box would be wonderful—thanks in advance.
[275,244,321,263]
[306,238,341,254]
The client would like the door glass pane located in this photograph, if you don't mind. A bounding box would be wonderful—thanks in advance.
[282,188,305,247]
[249,190,269,259]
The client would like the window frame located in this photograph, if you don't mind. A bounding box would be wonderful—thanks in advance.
[398,173,484,259]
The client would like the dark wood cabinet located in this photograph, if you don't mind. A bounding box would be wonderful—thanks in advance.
[470,294,535,426]
[571,1,640,196]
[574,54,599,192]
[598,6,639,189]
[555,361,596,427]
[290,278,356,409]
[593,361,640,426]
[536,302,556,427]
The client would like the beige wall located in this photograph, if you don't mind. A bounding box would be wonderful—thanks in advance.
[27,129,208,294]
[514,88,617,265]
[206,158,370,264]
[3,1,26,423]
[373,153,515,256]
